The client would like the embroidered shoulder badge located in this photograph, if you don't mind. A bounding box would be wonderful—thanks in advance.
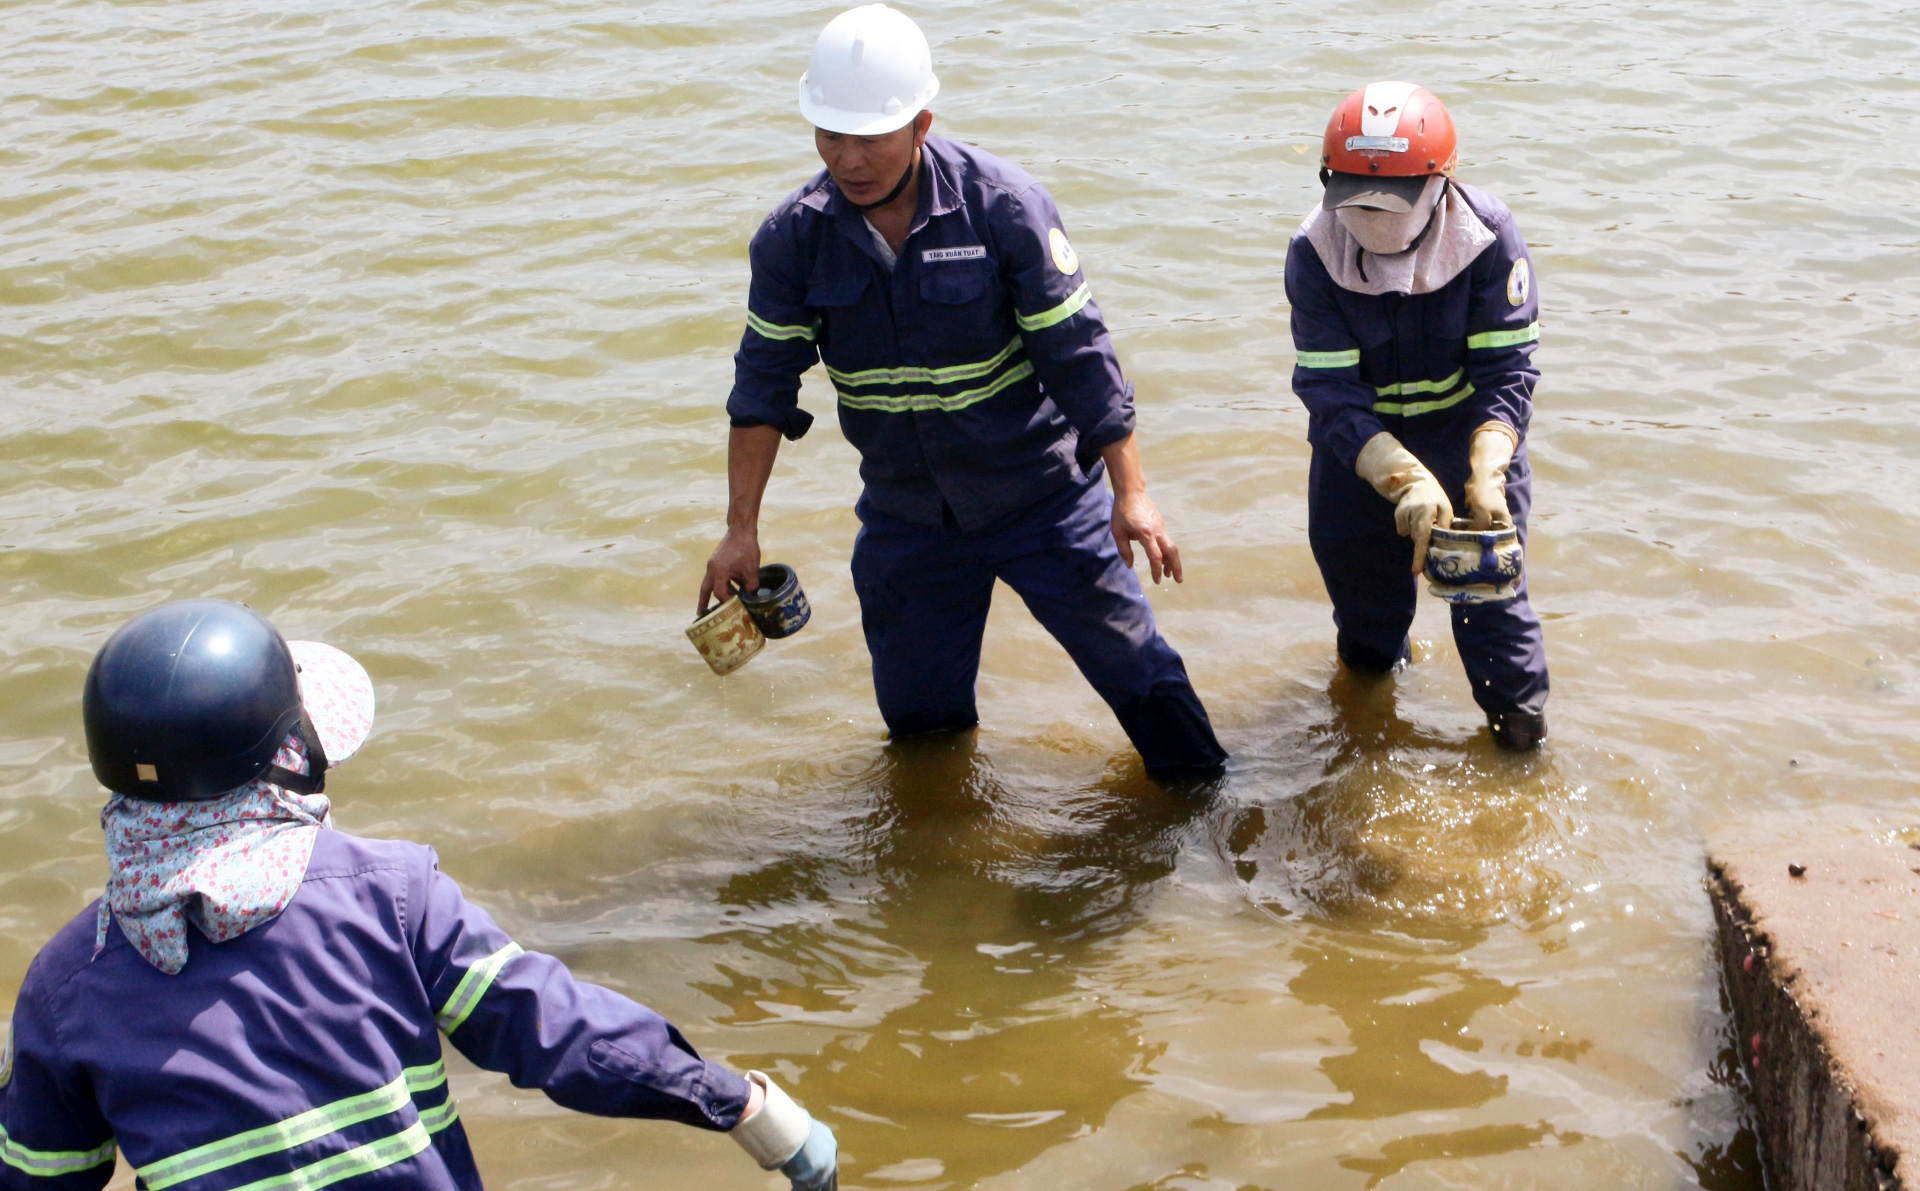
[1507,258,1531,307]
[1048,228,1079,276]
[1,1020,13,1087]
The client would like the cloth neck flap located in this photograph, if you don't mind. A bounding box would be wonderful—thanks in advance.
[96,730,330,975]
[1304,180,1496,297]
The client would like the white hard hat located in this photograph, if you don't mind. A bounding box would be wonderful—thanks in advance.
[797,5,939,136]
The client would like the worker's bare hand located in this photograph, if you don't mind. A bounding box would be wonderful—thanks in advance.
[1112,490,1183,584]
[698,527,761,616]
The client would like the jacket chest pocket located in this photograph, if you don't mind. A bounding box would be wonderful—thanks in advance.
[1421,288,1468,343]
[1337,294,1396,353]
[918,262,995,306]
[807,264,876,351]
[807,267,871,310]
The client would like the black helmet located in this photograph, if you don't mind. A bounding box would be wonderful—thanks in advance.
[83,600,330,801]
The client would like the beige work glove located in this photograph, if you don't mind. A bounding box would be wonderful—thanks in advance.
[1463,422,1519,530]
[1355,431,1454,575]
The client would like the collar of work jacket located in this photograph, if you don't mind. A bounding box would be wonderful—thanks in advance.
[808,142,963,266]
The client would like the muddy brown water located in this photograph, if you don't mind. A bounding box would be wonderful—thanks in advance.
[6,0,1920,1187]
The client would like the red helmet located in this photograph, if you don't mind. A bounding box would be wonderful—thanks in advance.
[1320,82,1457,211]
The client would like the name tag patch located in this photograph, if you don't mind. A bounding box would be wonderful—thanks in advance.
[923,245,987,263]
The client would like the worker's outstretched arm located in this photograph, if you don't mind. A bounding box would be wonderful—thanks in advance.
[408,852,840,1188]
[411,853,750,1129]
[698,424,783,616]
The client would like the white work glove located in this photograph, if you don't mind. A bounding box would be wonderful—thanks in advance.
[1355,431,1454,575]
[1463,423,1518,530]
[731,1071,838,1191]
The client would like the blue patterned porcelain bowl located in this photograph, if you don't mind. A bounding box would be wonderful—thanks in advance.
[1425,519,1525,605]
[739,563,812,639]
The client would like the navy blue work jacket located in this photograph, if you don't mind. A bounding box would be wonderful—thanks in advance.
[728,134,1135,532]
[0,830,749,1191]
[1285,181,1540,475]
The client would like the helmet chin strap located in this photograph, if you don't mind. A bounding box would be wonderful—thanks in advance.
[849,147,919,212]
[265,712,331,795]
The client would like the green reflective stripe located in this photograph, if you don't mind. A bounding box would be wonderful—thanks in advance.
[1375,381,1476,418]
[1466,321,1539,350]
[436,943,523,1035]
[745,312,817,343]
[1373,368,1466,398]
[139,1063,447,1191]
[0,1127,115,1178]
[418,1100,460,1135]
[1015,282,1091,332]
[1295,349,1360,369]
[826,337,1021,388]
[225,1120,433,1191]
[838,361,1035,413]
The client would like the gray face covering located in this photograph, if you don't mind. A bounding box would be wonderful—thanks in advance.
[1335,175,1447,255]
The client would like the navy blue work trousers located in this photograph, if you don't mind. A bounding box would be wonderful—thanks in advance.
[851,477,1227,777]
[1307,445,1549,717]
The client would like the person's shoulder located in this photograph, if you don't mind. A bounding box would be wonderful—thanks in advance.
[931,135,1044,203]
[1452,180,1519,235]
[303,829,435,883]
[19,900,108,1004]
[757,169,835,232]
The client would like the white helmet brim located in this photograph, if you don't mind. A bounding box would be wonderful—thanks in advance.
[798,72,938,136]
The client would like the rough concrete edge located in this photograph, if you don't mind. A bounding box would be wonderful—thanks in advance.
[1707,857,1902,1191]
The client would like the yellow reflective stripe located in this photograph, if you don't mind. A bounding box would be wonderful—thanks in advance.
[1375,381,1476,418]
[745,312,817,343]
[1374,368,1466,398]
[838,361,1035,412]
[139,1063,448,1191]
[436,943,523,1035]
[1466,321,1539,350]
[826,337,1021,388]
[224,1120,433,1191]
[0,1127,115,1178]
[1015,282,1091,332]
[1296,349,1360,369]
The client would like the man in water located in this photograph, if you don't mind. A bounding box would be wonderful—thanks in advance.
[699,4,1226,779]
[1285,82,1550,749]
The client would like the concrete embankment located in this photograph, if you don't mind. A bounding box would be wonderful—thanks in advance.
[1709,838,1920,1191]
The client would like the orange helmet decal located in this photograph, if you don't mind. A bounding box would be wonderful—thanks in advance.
[1321,82,1458,177]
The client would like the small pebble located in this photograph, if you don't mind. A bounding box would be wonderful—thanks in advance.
[1789,864,1807,878]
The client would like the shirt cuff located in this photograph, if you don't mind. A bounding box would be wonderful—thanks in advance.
[725,393,814,441]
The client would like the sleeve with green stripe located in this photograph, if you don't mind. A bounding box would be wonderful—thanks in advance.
[727,211,819,441]
[1460,206,1540,440]
[997,184,1134,456]
[1284,233,1389,473]
[0,974,116,1191]
[409,852,751,1132]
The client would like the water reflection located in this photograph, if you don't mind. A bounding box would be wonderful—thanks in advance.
[702,733,1211,1187]
[1293,932,1516,1122]
[1193,665,1591,1182]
